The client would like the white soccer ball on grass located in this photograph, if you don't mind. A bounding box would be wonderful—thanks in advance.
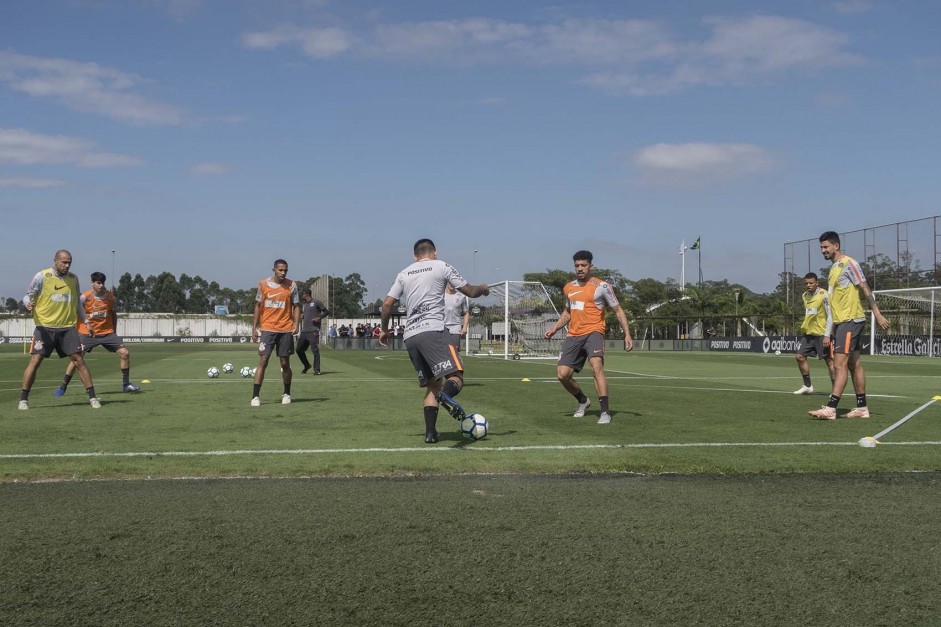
[460,413,489,440]
[207,367,220,378]
[240,366,252,378]
[222,363,234,373]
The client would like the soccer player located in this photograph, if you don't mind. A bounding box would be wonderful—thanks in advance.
[54,271,141,397]
[809,231,890,420]
[250,259,301,406]
[378,238,490,444]
[18,250,100,410]
[544,250,633,425]
[296,287,330,375]
[793,272,834,395]
[443,283,469,351]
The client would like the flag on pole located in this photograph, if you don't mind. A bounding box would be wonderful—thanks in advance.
[690,237,700,250]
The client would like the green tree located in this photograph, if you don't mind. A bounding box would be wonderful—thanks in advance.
[327,273,367,317]
[150,272,185,313]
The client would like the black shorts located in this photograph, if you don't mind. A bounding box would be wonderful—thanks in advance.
[797,335,829,359]
[558,332,605,373]
[405,329,463,387]
[832,321,866,355]
[258,331,295,357]
[31,326,83,358]
[80,333,125,354]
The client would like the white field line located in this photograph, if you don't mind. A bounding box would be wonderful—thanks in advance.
[3,441,941,460]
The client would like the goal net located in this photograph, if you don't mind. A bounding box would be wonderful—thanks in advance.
[472,281,563,359]
[872,287,941,357]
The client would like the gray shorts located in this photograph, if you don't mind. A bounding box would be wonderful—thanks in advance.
[798,335,829,359]
[406,329,463,387]
[447,333,462,351]
[832,321,866,355]
[258,331,295,357]
[558,332,605,373]
[80,333,125,354]
[31,326,83,358]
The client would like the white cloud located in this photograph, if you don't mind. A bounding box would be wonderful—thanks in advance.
[0,52,186,126]
[0,176,66,188]
[189,162,230,176]
[242,26,355,58]
[241,14,860,96]
[0,128,144,167]
[585,15,862,95]
[633,142,774,186]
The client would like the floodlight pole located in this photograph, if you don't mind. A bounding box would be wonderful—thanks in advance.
[111,250,116,292]
[678,241,687,293]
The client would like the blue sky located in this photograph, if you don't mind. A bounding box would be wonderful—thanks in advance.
[3,0,941,303]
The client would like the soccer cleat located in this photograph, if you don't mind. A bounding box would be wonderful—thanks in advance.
[597,412,612,425]
[124,383,141,392]
[18,400,28,411]
[424,430,439,444]
[793,385,814,395]
[573,398,591,418]
[90,398,102,409]
[437,392,466,421]
[54,386,67,397]
[251,397,261,407]
[314,370,321,375]
[282,394,292,405]
[301,366,311,374]
[842,406,870,419]
[809,406,836,420]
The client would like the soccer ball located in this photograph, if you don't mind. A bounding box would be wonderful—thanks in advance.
[240,366,252,378]
[207,367,220,378]
[222,362,234,373]
[460,413,489,440]
[250,367,257,376]
[774,350,781,356]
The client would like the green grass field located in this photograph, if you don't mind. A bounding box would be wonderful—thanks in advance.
[2,346,940,624]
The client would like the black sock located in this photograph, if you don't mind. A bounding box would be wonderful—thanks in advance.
[424,406,438,433]
[20,389,30,401]
[856,394,867,408]
[86,387,96,399]
[575,390,588,404]
[441,378,462,399]
[284,384,291,396]
[121,368,130,387]
[827,395,840,408]
[600,396,609,413]
[252,384,261,398]
[802,374,811,387]
[61,373,74,389]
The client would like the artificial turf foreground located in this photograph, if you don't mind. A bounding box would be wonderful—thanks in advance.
[2,473,939,626]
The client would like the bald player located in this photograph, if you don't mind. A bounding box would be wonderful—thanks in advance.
[18,249,100,410]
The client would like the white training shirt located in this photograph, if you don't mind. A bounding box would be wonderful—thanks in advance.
[387,259,468,340]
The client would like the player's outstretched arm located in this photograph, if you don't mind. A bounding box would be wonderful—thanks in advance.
[378,296,397,347]
[613,305,633,351]
[458,283,490,298]
[545,310,571,339]
[861,282,890,330]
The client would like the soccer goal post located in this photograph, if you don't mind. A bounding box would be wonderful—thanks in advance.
[872,286,941,357]
[472,281,564,360]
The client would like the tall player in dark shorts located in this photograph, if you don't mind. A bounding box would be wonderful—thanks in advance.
[545,250,633,425]
[379,238,491,443]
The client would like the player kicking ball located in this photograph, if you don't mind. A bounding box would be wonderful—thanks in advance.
[378,238,490,443]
